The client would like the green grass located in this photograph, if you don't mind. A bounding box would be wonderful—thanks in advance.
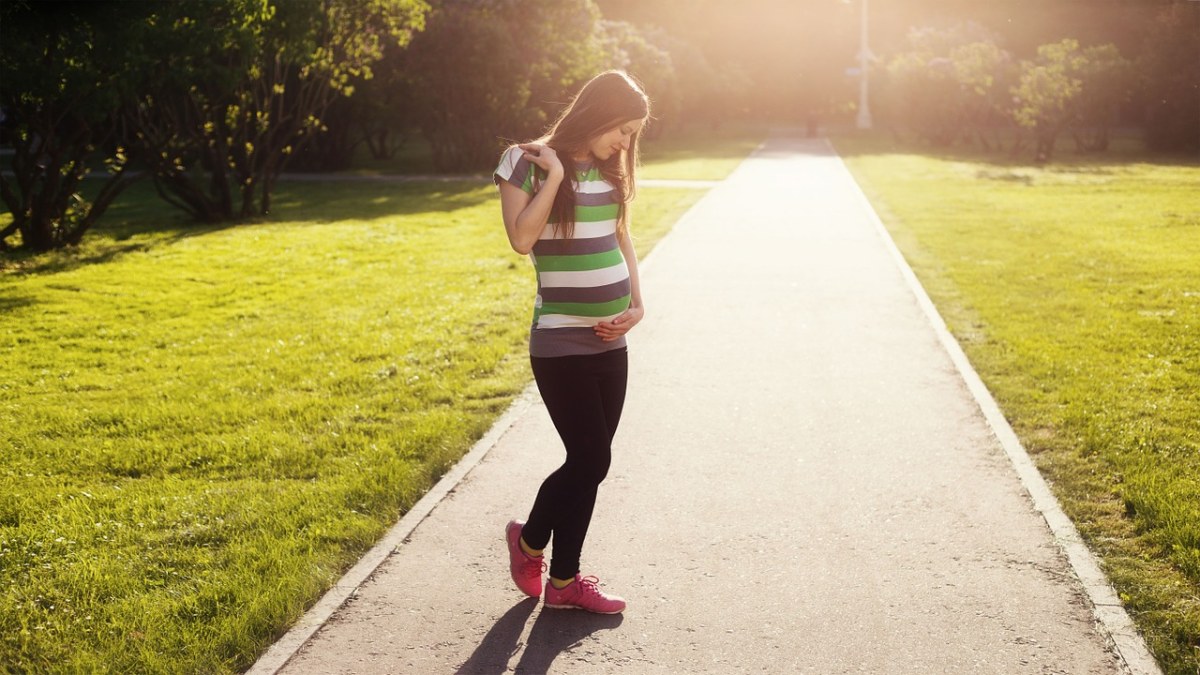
[834,133,1200,675]
[638,123,766,181]
[0,155,717,671]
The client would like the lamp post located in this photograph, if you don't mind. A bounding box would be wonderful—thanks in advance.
[856,0,873,130]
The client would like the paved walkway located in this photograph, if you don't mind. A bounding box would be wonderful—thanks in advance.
[258,137,1138,673]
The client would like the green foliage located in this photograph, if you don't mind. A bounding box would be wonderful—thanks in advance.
[880,23,1014,148]
[879,26,1134,163]
[838,135,1200,674]
[948,41,1017,149]
[131,0,428,221]
[1010,39,1087,160]
[901,20,1001,58]
[1072,43,1135,152]
[401,0,620,172]
[596,20,677,138]
[309,0,715,171]
[292,38,420,171]
[0,1,148,251]
[1011,38,1133,161]
[402,1,538,172]
[519,0,608,125]
[881,51,959,145]
[400,0,701,171]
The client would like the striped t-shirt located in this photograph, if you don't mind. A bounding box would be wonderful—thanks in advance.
[494,145,631,357]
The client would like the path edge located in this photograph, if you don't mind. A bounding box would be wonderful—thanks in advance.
[826,138,1162,675]
[245,386,536,675]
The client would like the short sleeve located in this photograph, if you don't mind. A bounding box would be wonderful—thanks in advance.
[494,145,537,195]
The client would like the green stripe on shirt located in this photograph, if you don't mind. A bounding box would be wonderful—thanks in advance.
[575,203,620,223]
[534,248,624,272]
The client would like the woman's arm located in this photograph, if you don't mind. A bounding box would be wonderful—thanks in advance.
[499,144,563,255]
[594,208,644,342]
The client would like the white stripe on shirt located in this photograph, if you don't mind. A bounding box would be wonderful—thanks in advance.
[536,312,625,329]
[538,218,619,240]
[537,261,630,289]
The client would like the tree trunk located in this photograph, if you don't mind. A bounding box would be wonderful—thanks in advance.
[65,170,145,245]
[0,221,19,251]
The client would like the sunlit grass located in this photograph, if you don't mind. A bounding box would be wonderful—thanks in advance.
[639,123,767,181]
[835,134,1200,675]
[0,171,709,672]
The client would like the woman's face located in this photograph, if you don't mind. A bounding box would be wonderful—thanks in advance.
[587,118,646,161]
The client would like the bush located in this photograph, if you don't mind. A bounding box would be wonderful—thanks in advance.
[879,23,1013,147]
[1011,39,1132,161]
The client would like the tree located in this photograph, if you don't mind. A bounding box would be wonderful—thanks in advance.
[1072,44,1133,152]
[0,1,149,252]
[517,0,608,130]
[1011,39,1087,162]
[1011,38,1132,161]
[1139,2,1200,153]
[596,20,677,138]
[352,43,422,162]
[284,94,363,172]
[949,41,1017,151]
[881,51,962,145]
[130,0,427,222]
[638,33,721,130]
[402,0,605,172]
[401,1,533,172]
[879,23,1011,148]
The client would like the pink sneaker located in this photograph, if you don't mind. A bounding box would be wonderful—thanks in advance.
[544,574,626,614]
[506,520,545,597]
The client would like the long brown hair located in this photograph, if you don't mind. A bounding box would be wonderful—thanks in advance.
[531,70,650,239]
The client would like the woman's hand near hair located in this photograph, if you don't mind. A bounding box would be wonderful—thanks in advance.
[499,143,564,254]
[518,143,563,177]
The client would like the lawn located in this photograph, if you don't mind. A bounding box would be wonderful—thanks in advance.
[0,134,741,671]
[634,124,767,181]
[835,133,1200,675]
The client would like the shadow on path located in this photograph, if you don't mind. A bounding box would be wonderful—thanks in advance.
[455,598,538,674]
[513,607,624,674]
[455,599,624,674]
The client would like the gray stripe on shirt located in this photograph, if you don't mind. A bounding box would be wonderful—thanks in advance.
[533,233,619,257]
[538,278,631,303]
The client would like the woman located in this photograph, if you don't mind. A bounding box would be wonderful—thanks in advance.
[493,70,649,614]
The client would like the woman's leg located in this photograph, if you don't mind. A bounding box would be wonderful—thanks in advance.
[547,349,627,576]
[523,349,628,580]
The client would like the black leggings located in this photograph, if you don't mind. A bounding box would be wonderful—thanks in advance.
[522,347,628,580]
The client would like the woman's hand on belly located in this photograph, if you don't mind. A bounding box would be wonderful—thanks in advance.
[594,306,644,342]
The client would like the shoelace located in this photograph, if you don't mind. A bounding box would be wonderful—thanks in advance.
[576,575,604,596]
[521,557,547,578]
